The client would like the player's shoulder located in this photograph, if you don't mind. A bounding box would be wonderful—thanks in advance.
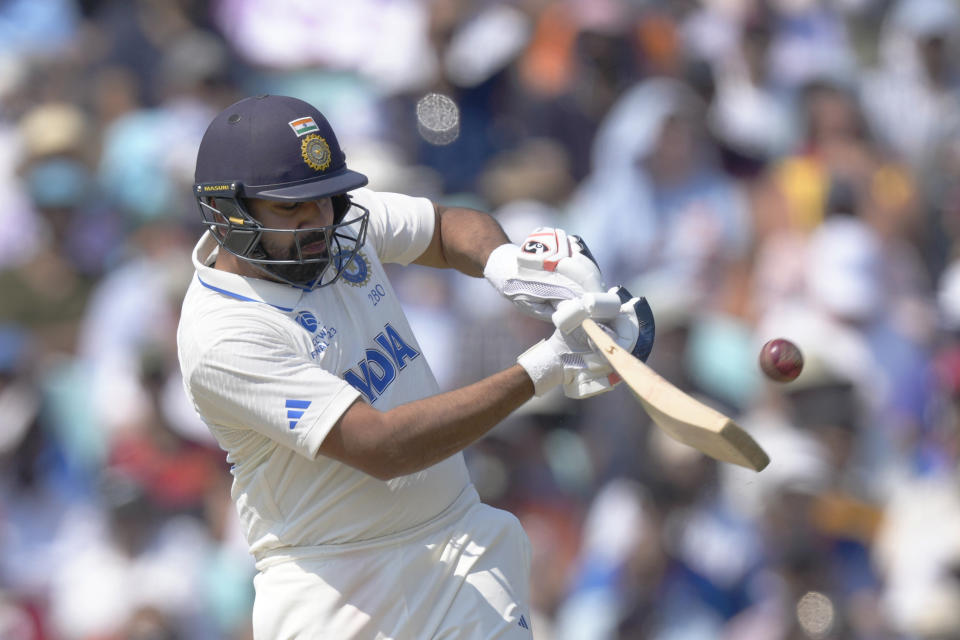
[350,187,434,216]
[177,282,302,388]
[348,187,385,213]
[178,275,288,348]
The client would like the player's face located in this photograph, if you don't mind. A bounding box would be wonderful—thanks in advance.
[246,196,337,284]
[247,197,335,258]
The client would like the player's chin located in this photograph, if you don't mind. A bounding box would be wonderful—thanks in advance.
[269,261,326,286]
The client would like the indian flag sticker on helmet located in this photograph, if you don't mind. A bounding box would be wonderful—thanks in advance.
[289,116,320,137]
[301,134,332,171]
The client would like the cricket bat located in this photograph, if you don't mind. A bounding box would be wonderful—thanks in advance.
[581,318,770,471]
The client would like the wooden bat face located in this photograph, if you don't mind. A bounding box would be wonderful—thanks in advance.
[581,319,770,471]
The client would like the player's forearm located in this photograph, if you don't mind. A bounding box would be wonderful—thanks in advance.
[433,205,510,277]
[325,365,534,480]
[381,365,533,475]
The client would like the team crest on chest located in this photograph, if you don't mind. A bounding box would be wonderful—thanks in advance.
[335,250,371,287]
[301,134,332,171]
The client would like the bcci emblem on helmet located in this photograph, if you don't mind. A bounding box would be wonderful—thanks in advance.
[302,135,332,171]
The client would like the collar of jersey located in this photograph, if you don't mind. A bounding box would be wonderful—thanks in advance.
[192,231,303,312]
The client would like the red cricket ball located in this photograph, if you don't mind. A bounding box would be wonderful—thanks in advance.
[758,338,804,382]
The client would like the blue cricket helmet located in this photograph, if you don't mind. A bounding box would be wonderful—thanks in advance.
[194,94,370,289]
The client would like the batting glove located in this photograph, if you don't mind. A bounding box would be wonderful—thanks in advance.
[518,324,613,397]
[552,287,656,399]
[484,227,607,321]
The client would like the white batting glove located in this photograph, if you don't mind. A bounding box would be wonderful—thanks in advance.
[484,227,607,321]
[553,287,656,399]
[517,326,613,397]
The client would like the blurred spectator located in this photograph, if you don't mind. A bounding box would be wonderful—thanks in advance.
[755,218,931,493]
[517,0,643,181]
[764,0,858,91]
[46,473,233,639]
[687,3,797,167]
[874,474,960,638]
[0,102,117,358]
[860,0,960,172]
[213,0,436,95]
[554,478,657,639]
[567,77,752,325]
[0,0,80,59]
[769,78,878,234]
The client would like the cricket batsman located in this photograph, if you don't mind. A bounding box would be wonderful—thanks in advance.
[176,94,654,639]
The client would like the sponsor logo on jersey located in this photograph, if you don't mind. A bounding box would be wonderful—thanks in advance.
[285,399,311,430]
[295,310,318,332]
[288,116,320,137]
[334,250,371,287]
[341,323,420,404]
[309,325,337,359]
[290,313,338,359]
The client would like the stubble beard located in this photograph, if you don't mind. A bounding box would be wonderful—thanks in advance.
[261,230,330,286]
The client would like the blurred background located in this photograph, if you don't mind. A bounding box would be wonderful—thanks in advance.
[1,0,959,638]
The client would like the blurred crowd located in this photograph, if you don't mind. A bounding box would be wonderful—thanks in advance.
[1,0,959,638]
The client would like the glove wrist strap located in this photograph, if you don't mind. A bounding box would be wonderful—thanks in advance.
[482,243,520,290]
[517,340,562,396]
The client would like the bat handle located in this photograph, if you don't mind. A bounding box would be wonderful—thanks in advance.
[552,294,622,334]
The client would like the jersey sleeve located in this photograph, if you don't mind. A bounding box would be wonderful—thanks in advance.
[187,330,361,459]
[358,189,436,265]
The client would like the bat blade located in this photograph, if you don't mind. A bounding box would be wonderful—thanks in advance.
[581,319,770,471]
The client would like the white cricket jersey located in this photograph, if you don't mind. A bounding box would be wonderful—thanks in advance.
[177,188,471,557]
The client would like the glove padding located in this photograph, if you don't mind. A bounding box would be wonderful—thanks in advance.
[518,286,655,398]
[484,227,606,321]
[518,324,612,397]
[554,286,656,399]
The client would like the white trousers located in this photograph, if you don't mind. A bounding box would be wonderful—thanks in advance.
[251,487,533,639]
